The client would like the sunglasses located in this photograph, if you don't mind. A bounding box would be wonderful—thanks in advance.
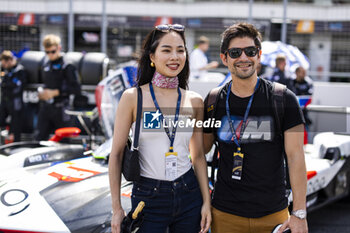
[150,24,185,46]
[155,24,185,32]
[226,46,259,59]
[45,50,57,54]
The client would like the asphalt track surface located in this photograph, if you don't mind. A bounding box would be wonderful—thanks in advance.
[307,197,350,233]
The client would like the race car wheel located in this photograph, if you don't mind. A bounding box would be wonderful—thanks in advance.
[80,52,109,85]
[20,51,46,84]
[323,159,350,200]
[64,52,84,73]
[343,169,350,202]
[332,159,350,201]
[334,170,349,196]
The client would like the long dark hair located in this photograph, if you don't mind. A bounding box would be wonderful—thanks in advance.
[136,28,190,89]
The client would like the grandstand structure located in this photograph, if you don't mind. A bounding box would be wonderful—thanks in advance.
[1,0,350,81]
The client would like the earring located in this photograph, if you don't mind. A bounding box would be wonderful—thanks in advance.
[150,62,155,67]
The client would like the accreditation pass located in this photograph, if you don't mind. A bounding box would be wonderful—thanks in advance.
[232,151,244,180]
[165,152,178,180]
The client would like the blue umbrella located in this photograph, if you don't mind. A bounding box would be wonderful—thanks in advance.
[260,41,310,72]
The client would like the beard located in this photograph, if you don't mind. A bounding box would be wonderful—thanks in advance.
[231,62,256,80]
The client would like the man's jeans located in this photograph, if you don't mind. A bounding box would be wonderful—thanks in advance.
[131,168,203,233]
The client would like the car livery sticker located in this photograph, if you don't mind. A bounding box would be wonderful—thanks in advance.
[121,183,133,198]
[48,165,101,182]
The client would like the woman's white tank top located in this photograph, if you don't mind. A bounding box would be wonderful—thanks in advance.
[131,115,193,181]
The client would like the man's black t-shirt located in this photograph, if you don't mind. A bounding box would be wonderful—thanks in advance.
[204,79,305,218]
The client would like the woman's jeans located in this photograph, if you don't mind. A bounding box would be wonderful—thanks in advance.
[131,168,203,233]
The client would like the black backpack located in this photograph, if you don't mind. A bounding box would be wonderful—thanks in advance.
[204,79,289,187]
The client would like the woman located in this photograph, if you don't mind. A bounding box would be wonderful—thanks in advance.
[109,24,211,233]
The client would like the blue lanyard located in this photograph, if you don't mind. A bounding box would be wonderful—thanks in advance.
[226,78,260,151]
[149,82,181,152]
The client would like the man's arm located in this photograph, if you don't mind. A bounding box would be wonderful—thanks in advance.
[65,64,81,96]
[200,61,219,71]
[18,68,27,87]
[279,123,308,233]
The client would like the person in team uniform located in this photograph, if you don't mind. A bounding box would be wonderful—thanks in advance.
[0,50,27,142]
[268,54,294,91]
[291,66,313,96]
[35,34,81,140]
[291,66,313,127]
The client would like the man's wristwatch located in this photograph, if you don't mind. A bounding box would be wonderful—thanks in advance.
[291,209,307,219]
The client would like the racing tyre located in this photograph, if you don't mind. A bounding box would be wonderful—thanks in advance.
[20,51,46,84]
[80,52,109,85]
[63,52,84,74]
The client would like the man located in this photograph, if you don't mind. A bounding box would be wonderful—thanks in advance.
[0,50,27,142]
[36,34,81,140]
[269,54,293,89]
[189,36,218,80]
[203,23,308,233]
[291,66,314,127]
[292,66,313,96]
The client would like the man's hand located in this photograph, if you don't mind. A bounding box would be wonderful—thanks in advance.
[278,216,308,233]
[111,207,126,233]
[38,88,59,101]
[208,61,219,69]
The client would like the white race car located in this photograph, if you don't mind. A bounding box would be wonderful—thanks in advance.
[0,67,133,233]
[298,132,350,212]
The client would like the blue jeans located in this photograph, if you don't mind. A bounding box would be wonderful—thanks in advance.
[131,168,203,233]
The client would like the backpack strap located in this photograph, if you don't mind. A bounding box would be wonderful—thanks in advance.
[205,86,222,120]
[272,82,286,135]
[271,81,291,189]
[204,81,230,120]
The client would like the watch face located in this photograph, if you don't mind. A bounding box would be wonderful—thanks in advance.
[293,210,307,219]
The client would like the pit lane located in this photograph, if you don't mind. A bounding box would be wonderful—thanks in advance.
[308,197,350,232]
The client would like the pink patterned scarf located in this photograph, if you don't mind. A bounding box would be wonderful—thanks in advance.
[151,72,179,89]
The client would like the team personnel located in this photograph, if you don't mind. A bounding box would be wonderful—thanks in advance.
[189,36,218,80]
[268,54,293,90]
[203,23,308,233]
[291,66,313,96]
[35,34,81,140]
[291,66,314,127]
[0,50,27,142]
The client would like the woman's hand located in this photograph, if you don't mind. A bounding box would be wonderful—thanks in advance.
[111,207,126,233]
[200,201,211,233]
